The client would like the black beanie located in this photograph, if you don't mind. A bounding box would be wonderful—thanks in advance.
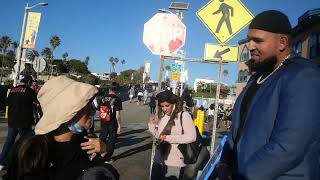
[249,10,291,34]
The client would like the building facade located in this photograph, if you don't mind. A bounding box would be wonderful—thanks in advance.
[235,8,320,98]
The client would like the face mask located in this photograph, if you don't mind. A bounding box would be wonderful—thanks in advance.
[68,122,85,134]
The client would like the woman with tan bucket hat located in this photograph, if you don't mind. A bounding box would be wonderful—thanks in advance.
[32,76,118,180]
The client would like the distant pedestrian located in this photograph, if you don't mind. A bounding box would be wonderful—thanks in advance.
[0,75,39,171]
[143,89,148,105]
[137,90,143,105]
[128,86,135,103]
[206,104,215,127]
[224,105,232,130]
[149,94,156,114]
[99,82,122,163]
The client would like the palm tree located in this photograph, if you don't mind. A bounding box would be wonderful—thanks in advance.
[27,50,39,62]
[62,52,68,61]
[41,47,52,71]
[109,57,114,74]
[109,57,119,73]
[11,41,18,54]
[121,59,126,65]
[50,35,61,56]
[120,59,126,71]
[113,57,119,72]
[0,36,12,64]
[49,35,61,78]
[84,56,90,67]
[0,36,12,82]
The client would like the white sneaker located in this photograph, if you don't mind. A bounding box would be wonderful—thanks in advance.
[0,165,4,171]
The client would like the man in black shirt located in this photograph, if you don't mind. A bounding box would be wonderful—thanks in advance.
[0,75,38,170]
[99,82,122,163]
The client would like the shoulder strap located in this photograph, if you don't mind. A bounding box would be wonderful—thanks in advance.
[180,111,184,134]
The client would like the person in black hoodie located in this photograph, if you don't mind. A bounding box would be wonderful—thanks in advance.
[0,75,38,171]
[149,93,156,114]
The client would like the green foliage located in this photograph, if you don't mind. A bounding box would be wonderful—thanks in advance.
[0,53,14,69]
[4,79,13,85]
[110,72,117,79]
[69,59,90,74]
[84,56,89,66]
[193,91,215,98]
[0,36,12,54]
[50,35,61,51]
[196,82,230,99]
[41,47,52,70]
[111,67,144,85]
[53,59,70,74]
[21,63,35,77]
[66,74,99,85]
[62,52,68,61]
[80,74,98,85]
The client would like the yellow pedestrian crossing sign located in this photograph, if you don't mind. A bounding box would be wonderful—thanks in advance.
[197,0,254,44]
[204,43,239,62]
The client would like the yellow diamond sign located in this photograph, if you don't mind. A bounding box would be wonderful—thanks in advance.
[197,0,253,44]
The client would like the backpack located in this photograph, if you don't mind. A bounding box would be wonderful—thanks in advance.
[99,96,116,122]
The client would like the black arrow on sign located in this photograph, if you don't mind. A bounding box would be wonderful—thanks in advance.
[214,48,230,58]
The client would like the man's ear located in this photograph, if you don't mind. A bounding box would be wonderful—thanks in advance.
[279,35,289,52]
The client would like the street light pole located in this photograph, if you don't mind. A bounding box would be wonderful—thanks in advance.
[14,3,29,86]
[14,2,48,86]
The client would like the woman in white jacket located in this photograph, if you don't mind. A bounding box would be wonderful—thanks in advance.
[148,90,196,179]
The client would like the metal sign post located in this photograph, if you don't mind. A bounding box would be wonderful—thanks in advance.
[210,57,223,154]
[149,55,164,179]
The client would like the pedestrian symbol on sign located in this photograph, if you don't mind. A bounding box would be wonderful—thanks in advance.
[197,0,253,44]
[212,0,234,35]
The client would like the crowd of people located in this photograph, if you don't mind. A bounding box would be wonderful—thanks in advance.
[0,76,121,180]
[0,9,319,180]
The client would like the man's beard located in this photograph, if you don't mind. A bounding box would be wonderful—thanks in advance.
[246,56,277,74]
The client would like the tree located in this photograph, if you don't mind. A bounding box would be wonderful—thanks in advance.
[113,68,144,85]
[0,36,12,82]
[109,57,114,73]
[113,57,119,72]
[11,41,18,54]
[62,52,68,61]
[6,50,15,69]
[121,59,126,65]
[53,59,70,74]
[50,35,61,56]
[27,50,39,62]
[69,59,90,74]
[84,56,90,67]
[41,47,52,71]
[109,57,120,73]
[121,59,126,71]
[49,35,61,76]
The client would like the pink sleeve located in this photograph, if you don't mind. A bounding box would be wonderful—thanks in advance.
[165,112,197,144]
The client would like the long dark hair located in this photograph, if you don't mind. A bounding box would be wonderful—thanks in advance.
[156,90,183,135]
[5,135,50,180]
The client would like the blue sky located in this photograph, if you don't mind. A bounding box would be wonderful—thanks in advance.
[1,0,319,86]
